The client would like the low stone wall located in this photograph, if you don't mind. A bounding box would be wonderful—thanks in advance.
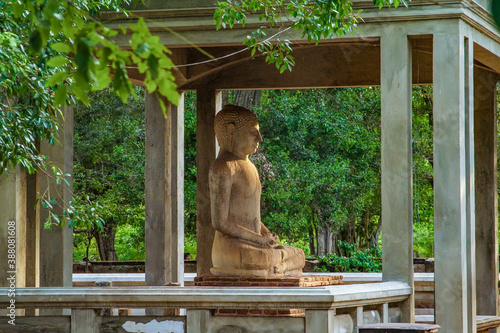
[73,258,436,274]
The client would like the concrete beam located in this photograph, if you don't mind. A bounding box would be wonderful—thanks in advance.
[380,27,414,322]
[196,89,221,276]
[433,22,476,333]
[177,42,433,90]
[0,282,412,309]
[106,4,471,47]
[145,92,185,287]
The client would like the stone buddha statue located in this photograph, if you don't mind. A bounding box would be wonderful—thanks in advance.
[209,104,305,277]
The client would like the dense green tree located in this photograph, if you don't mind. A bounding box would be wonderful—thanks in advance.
[412,86,434,257]
[0,0,178,173]
[0,0,179,237]
[69,84,466,262]
[73,87,146,261]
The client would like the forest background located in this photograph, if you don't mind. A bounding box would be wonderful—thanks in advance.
[73,85,442,272]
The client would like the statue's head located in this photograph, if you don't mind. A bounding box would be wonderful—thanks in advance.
[215,104,262,157]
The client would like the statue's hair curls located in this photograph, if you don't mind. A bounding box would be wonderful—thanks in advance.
[214,105,258,147]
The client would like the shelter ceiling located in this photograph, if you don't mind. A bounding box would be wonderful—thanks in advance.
[126,38,438,89]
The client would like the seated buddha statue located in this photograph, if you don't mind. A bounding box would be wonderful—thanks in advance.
[209,104,305,277]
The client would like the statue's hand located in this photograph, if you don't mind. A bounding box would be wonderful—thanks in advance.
[259,232,278,248]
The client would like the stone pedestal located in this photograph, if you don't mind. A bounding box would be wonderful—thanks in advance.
[194,275,343,317]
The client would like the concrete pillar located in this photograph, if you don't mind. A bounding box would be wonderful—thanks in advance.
[464,37,476,333]
[15,168,38,291]
[474,67,498,319]
[38,106,73,289]
[196,89,221,276]
[0,166,27,288]
[71,309,99,333]
[305,309,335,332]
[0,164,37,318]
[433,23,476,333]
[145,92,185,287]
[187,309,211,333]
[351,306,364,328]
[380,28,414,322]
[24,172,38,288]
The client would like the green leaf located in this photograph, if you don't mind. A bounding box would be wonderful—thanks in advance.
[158,57,174,69]
[137,61,148,73]
[53,85,67,107]
[76,40,91,75]
[159,98,167,117]
[29,30,43,53]
[12,3,24,16]
[157,77,180,105]
[145,78,157,93]
[71,83,90,105]
[136,42,150,55]
[51,42,72,53]
[63,16,75,39]
[47,55,69,67]
[147,55,159,78]
[45,71,68,87]
[92,68,112,91]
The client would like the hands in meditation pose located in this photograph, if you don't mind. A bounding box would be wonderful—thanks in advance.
[209,105,305,277]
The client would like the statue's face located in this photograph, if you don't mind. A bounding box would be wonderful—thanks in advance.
[231,123,263,156]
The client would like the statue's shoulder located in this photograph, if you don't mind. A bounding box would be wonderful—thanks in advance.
[210,158,235,178]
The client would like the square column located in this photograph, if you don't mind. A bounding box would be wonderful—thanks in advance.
[24,171,38,288]
[196,89,221,276]
[380,28,414,322]
[38,106,74,289]
[433,23,476,333]
[474,67,498,318]
[12,168,37,290]
[0,166,27,287]
[305,309,335,332]
[145,92,185,287]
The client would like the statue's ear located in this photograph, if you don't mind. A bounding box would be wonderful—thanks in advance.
[227,123,236,136]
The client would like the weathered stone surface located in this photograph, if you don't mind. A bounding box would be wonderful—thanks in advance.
[217,325,248,333]
[209,105,305,277]
[212,316,304,333]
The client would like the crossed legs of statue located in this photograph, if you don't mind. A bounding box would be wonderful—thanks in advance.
[211,232,305,277]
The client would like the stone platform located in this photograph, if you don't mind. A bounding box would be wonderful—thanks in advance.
[194,275,343,317]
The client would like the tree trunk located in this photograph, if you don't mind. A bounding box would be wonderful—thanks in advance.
[317,225,327,257]
[232,90,262,110]
[94,222,118,261]
[371,220,382,248]
[309,228,316,257]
